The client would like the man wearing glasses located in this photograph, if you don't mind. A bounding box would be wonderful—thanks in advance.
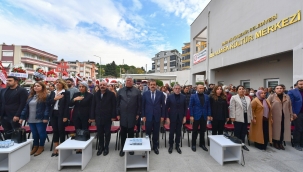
[166,84,187,154]
[117,76,141,157]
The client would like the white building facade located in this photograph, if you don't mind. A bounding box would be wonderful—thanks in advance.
[190,0,303,89]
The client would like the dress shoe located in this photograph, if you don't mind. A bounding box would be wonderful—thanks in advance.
[242,145,250,151]
[154,148,159,154]
[168,146,173,154]
[294,145,303,151]
[136,132,139,138]
[103,148,109,156]
[273,143,280,150]
[119,151,125,157]
[279,144,285,150]
[176,147,182,154]
[191,146,196,152]
[160,127,165,133]
[201,145,208,151]
[129,151,134,155]
[97,149,103,156]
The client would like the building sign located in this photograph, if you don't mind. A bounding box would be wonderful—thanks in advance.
[210,10,301,58]
[193,47,207,65]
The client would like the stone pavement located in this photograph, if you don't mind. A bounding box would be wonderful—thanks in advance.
[17,132,303,172]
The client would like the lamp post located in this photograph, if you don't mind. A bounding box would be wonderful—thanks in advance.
[94,55,102,79]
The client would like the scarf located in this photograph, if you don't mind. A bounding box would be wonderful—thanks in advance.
[256,90,269,118]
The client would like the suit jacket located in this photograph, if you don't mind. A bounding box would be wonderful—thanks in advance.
[0,86,28,119]
[90,89,116,125]
[166,93,187,122]
[189,93,211,120]
[229,95,253,123]
[69,92,93,121]
[141,90,165,122]
[49,90,70,119]
[117,86,141,128]
[288,88,302,115]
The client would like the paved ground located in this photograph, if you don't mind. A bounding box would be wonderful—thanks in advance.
[17,131,303,172]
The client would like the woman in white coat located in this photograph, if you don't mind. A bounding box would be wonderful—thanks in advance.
[229,85,253,151]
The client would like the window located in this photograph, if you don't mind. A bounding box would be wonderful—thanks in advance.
[164,58,166,61]
[24,63,33,69]
[170,61,176,67]
[164,52,167,55]
[80,67,84,71]
[164,63,167,66]
[58,67,61,71]
[170,55,176,61]
[241,80,250,89]
[2,51,13,56]
[265,79,279,88]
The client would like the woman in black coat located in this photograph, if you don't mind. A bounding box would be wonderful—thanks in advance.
[209,85,229,135]
[69,82,93,130]
[49,79,70,157]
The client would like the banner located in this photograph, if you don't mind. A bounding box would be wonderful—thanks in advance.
[46,77,58,81]
[9,72,28,78]
[193,48,207,65]
[0,72,6,84]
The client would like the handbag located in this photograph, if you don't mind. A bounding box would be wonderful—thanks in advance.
[74,129,90,141]
[8,128,27,143]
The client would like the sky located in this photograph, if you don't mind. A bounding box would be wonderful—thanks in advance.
[0,0,210,70]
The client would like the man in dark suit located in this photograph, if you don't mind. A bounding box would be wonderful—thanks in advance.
[117,76,141,157]
[0,76,28,139]
[166,84,187,154]
[288,79,303,151]
[90,81,116,156]
[189,84,211,152]
[142,79,165,154]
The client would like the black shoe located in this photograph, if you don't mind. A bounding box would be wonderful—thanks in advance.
[160,127,165,133]
[119,151,125,157]
[135,132,139,138]
[201,145,208,151]
[191,146,196,152]
[51,153,56,157]
[294,145,303,151]
[97,149,103,156]
[242,145,249,151]
[176,147,182,154]
[154,148,159,154]
[55,153,58,157]
[103,148,109,156]
[168,146,173,154]
[129,151,134,155]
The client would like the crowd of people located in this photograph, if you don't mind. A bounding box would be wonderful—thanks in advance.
[0,75,303,159]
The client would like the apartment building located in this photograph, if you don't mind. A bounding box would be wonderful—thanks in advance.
[151,49,182,73]
[67,61,98,79]
[0,44,58,79]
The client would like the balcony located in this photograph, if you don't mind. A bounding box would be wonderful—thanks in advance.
[21,57,57,68]
[182,52,190,56]
[182,58,190,63]
[68,63,77,66]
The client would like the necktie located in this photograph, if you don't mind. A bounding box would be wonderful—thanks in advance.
[152,92,155,103]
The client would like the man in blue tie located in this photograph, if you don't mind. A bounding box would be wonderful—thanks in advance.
[142,79,165,154]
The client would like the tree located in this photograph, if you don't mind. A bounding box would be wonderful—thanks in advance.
[156,80,163,86]
[196,82,205,85]
[170,82,178,87]
[104,61,118,77]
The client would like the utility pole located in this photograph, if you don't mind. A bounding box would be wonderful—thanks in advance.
[94,55,102,79]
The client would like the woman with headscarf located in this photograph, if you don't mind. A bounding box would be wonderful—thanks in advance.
[267,84,293,150]
[69,81,93,153]
[249,90,273,150]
